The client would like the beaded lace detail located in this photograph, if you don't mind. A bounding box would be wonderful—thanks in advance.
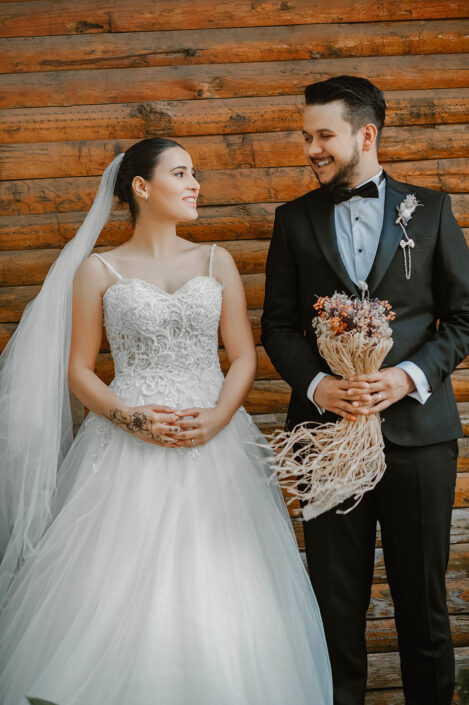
[95,248,225,409]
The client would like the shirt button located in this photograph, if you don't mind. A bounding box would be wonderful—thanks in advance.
[358,249,363,253]
[355,217,359,221]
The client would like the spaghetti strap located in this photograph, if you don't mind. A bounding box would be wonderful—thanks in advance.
[208,243,217,279]
[91,253,123,281]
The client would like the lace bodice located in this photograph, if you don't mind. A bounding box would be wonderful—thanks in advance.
[92,247,225,409]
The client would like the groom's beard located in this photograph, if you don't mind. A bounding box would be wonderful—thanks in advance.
[315,143,361,190]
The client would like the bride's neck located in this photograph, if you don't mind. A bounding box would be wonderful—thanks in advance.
[129,216,178,257]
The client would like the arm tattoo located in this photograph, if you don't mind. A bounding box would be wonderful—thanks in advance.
[106,408,161,441]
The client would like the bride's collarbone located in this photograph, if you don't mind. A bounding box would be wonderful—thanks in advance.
[104,246,213,294]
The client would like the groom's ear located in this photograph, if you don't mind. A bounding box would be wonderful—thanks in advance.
[361,123,379,152]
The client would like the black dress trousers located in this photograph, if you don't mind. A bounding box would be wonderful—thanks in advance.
[303,438,458,705]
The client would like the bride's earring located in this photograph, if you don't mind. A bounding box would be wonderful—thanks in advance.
[145,193,149,201]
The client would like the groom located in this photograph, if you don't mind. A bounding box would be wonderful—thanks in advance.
[261,75,469,705]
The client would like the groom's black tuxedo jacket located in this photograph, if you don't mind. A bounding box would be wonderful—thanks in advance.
[261,173,469,446]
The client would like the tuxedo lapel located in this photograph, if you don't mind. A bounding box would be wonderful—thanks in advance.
[367,175,409,294]
[305,192,359,295]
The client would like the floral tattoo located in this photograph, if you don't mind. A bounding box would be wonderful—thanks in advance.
[106,408,162,441]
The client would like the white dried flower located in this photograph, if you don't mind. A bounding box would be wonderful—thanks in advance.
[396,194,422,225]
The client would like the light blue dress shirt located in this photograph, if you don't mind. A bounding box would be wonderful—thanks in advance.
[307,169,431,411]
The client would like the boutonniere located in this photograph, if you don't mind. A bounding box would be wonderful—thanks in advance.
[395,194,422,280]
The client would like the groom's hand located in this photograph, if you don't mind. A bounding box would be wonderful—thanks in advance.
[314,376,377,421]
[346,368,416,414]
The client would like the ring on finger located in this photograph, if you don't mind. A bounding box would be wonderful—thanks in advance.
[191,438,195,447]
[376,393,383,403]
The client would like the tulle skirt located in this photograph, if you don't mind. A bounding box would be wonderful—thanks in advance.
[0,405,332,704]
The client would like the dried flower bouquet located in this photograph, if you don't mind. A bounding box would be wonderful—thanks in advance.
[270,291,395,520]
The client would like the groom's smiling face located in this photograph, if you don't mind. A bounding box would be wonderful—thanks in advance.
[302,100,363,187]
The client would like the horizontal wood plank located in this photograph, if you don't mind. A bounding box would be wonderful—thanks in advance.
[4,264,469,390]
[2,124,469,180]
[0,240,270,286]
[288,545,469,600]
[1,199,467,252]
[292,508,469,556]
[1,160,467,216]
[0,304,265,352]
[374,542,469,585]
[367,646,468,690]
[0,203,281,251]
[0,167,315,215]
[1,0,467,38]
[0,273,266,320]
[245,366,469,414]
[1,20,467,73]
[0,89,467,144]
[367,577,469,620]
[365,614,469,653]
[364,690,405,705]
[93,346,275,382]
[2,55,468,109]
[453,370,469,405]
[2,317,467,382]
[255,413,469,453]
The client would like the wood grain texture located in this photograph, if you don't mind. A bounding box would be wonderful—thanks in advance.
[0,308,264,353]
[2,55,469,110]
[1,160,467,217]
[1,196,467,253]
[0,203,280,251]
[292,509,469,556]
[0,240,270,286]
[2,320,468,381]
[1,0,467,38]
[0,274,266,321]
[365,614,469,653]
[92,344,469,407]
[254,414,469,456]
[364,690,407,705]
[1,20,467,73]
[2,124,469,180]
[367,577,469,620]
[1,89,467,144]
[374,542,469,585]
[367,646,468,690]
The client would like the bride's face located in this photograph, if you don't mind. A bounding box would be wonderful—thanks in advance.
[135,146,200,223]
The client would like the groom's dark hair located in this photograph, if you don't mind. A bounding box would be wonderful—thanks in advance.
[304,75,386,146]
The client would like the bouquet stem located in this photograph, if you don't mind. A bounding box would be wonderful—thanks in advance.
[270,413,386,520]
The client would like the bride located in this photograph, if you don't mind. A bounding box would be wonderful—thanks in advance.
[0,138,332,705]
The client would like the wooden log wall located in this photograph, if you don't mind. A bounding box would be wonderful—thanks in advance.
[0,2,468,702]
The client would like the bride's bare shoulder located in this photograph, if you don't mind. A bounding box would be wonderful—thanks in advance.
[210,245,239,287]
[212,244,236,268]
[74,253,111,293]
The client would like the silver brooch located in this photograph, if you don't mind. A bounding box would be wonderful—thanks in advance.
[395,194,422,280]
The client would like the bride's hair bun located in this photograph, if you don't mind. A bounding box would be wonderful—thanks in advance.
[114,137,182,225]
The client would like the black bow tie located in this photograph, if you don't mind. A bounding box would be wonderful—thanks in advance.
[329,180,379,204]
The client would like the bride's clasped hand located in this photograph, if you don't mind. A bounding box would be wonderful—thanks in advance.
[112,405,231,448]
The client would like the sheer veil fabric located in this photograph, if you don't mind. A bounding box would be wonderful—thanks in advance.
[0,153,124,603]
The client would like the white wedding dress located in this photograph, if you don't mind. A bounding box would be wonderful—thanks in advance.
[0,245,332,705]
